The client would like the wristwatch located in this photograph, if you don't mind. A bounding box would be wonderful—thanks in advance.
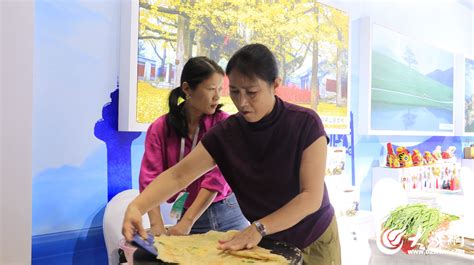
[252,221,267,237]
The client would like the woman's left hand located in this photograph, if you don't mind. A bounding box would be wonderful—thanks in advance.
[167,219,193,236]
[217,224,262,251]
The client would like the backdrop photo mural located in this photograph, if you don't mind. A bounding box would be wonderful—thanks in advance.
[121,0,351,134]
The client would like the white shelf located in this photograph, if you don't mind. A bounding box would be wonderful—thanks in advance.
[372,163,467,216]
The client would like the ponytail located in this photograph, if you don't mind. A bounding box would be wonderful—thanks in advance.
[167,86,187,138]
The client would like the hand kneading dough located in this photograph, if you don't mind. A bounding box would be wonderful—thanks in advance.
[154,230,289,264]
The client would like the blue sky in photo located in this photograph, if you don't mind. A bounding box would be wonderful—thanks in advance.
[372,24,453,75]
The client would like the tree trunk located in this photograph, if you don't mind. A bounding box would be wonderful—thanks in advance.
[310,3,319,110]
[279,36,286,83]
[196,28,210,57]
[336,27,345,107]
[209,33,222,62]
[174,14,191,86]
[310,40,319,110]
[336,46,342,106]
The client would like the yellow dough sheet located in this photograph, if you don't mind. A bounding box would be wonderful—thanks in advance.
[154,230,289,264]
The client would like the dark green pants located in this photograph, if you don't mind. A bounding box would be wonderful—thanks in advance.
[302,216,341,265]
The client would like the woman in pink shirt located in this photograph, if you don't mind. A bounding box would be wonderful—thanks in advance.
[139,56,248,236]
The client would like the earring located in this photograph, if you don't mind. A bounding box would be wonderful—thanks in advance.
[185,95,191,100]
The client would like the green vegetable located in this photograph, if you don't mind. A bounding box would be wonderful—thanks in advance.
[382,203,459,246]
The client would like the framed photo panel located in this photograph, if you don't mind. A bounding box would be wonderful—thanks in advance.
[119,0,351,133]
[359,18,455,136]
[462,57,474,135]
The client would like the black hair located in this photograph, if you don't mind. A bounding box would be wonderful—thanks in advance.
[225,43,278,85]
[167,56,224,138]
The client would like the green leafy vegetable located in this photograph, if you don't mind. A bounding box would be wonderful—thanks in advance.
[382,203,459,246]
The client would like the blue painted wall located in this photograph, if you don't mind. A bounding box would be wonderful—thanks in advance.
[31,1,141,263]
[31,0,473,264]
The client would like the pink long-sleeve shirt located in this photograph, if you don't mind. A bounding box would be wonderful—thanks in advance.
[139,111,231,209]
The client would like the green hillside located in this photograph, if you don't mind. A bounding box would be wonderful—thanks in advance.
[371,51,453,110]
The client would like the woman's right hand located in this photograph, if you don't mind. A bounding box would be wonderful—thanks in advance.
[122,204,148,242]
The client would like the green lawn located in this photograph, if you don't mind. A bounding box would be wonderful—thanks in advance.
[371,51,453,110]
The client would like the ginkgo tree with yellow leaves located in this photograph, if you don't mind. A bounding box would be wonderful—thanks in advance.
[136,0,349,132]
